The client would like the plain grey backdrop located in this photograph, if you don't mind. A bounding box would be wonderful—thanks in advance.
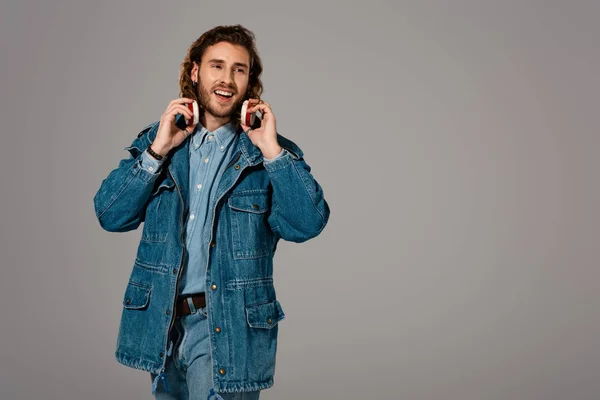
[1,0,599,399]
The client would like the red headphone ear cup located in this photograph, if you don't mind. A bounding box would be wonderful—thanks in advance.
[186,100,199,125]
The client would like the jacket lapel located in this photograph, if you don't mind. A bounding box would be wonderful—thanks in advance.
[238,127,263,166]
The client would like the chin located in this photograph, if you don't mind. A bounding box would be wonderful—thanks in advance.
[216,99,242,118]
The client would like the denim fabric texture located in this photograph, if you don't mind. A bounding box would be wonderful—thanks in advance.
[150,305,261,399]
[141,121,237,297]
[94,120,330,394]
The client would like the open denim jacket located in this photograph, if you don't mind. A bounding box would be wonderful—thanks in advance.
[93,121,330,393]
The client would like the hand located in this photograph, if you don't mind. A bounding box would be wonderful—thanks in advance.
[151,98,197,156]
[240,98,282,158]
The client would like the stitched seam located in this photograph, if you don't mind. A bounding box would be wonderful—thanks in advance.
[263,153,293,172]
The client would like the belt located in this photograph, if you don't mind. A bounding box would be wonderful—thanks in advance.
[175,292,206,317]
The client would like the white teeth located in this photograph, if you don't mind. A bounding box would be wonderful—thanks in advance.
[215,90,233,97]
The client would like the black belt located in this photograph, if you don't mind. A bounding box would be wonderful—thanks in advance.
[175,292,206,317]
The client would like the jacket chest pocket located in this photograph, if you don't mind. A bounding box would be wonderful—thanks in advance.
[227,191,272,260]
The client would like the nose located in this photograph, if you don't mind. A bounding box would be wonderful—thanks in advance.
[218,68,234,87]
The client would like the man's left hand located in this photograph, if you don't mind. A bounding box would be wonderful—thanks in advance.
[241,98,282,159]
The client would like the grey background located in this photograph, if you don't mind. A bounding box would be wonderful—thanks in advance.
[1,0,598,399]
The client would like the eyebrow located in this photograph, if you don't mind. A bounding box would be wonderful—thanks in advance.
[207,59,249,69]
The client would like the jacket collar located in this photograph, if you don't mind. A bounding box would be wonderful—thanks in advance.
[145,123,262,201]
[237,126,264,166]
[142,120,303,199]
[237,126,305,164]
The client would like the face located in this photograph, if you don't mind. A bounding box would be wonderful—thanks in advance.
[191,41,251,121]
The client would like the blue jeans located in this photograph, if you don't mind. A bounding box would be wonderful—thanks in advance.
[150,301,261,400]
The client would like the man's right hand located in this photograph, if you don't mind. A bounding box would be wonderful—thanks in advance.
[151,98,197,156]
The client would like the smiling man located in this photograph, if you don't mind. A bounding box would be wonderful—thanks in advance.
[93,25,330,399]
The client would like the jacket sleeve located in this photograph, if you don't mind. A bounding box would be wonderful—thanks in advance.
[265,136,330,243]
[93,125,162,232]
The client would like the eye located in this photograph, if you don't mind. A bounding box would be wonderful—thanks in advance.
[235,68,246,73]
[213,65,222,69]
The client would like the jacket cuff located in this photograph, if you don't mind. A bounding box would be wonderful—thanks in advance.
[263,149,294,172]
[140,150,164,173]
[133,151,163,183]
[263,148,286,163]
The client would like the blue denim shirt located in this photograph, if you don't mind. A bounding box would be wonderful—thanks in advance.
[140,122,285,296]
[94,121,329,394]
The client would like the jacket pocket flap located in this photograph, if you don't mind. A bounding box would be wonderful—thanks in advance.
[150,176,175,196]
[123,282,151,309]
[246,300,285,329]
[228,193,269,213]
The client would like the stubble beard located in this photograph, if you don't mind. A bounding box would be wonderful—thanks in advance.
[197,80,244,121]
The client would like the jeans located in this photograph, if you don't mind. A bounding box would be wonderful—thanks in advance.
[150,300,261,400]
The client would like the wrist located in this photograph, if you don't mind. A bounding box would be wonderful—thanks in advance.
[150,141,170,157]
[261,144,283,159]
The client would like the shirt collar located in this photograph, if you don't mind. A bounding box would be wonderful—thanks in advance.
[191,120,237,152]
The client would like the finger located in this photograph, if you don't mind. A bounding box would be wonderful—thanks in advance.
[168,97,195,107]
[248,103,272,114]
[250,100,269,107]
[166,104,193,119]
[164,108,193,127]
[248,102,269,109]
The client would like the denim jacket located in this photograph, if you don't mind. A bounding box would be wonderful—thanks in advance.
[93,121,330,393]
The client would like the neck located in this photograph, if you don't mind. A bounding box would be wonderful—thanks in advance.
[201,112,231,132]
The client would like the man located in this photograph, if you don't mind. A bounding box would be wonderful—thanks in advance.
[93,25,330,399]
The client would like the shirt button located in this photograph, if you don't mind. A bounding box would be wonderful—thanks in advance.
[190,214,195,220]
[148,166,154,172]
[215,326,221,333]
[211,284,217,290]
[196,184,202,189]
[219,368,226,375]
[195,143,200,149]
[208,135,213,140]
[220,146,224,150]
[204,157,209,163]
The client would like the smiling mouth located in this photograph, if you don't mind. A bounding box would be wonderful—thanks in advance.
[214,89,234,102]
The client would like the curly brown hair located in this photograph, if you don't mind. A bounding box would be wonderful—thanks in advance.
[179,24,264,128]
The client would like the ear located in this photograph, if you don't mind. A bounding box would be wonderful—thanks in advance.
[191,61,199,83]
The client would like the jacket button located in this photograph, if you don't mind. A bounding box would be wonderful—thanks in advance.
[211,284,217,290]
[219,368,226,375]
[234,164,240,170]
[159,352,164,358]
[210,241,215,248]
[215,326,221,333]
[166,310,170,316]
[252,204,259,210]
[126,299,131,305]
[267,318,272,324]
[172,268,177,275]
